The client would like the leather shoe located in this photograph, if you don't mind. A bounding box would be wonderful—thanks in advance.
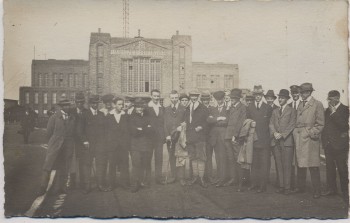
[223,178,235,187]
[82,185,91,194]
[275,187,284,194]
[321,190,337,196]
[291,188,305,194]
[248,185,258,191]
[131,186,140,193]
[313,193,321,199]
[187,177,198,186]
[284,189,292,195]
[141,182,150,187]
[199,178,208,188]
[211,179,221,185]
[257,186,266,193]
[179,179,187,186]
[97,185,109,192]
[215,181,225,188]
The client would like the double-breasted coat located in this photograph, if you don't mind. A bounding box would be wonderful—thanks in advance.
[293,97,325,167]
[164,103,186,138]
[207,106,229,147]
[185,102,209,144]
[225,102,247,140]
[43,109,76,171]
[269,105,296,147]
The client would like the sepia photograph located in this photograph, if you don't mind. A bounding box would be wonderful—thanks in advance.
[2,0,350,220]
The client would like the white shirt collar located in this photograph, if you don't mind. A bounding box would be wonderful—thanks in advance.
[90,107,97,114]
[190,101,199,110]
[334,102,341,110]
[171,102,179,109]
[280,104,287,113]
[255,101,262,108]
[233,101,240,108]
[148,100,161,108]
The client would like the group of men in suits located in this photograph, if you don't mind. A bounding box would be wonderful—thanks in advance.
[36,83,348,204]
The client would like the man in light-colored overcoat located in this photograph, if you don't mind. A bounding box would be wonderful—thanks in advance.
[293,83,325,199]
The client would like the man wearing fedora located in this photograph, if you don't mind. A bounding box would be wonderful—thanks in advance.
[222,88,247,188]
[269,89,296,195]
[207,91,229,185]
[185,90,209,188]
[164,90,186,183]
[247,85,273,193]
[129,97,155,192]
[288,85,301,190]
[83,95,109,192]
[292,83,324,199]
[37,95,76,196]
[321,90,349,204]
[265,90,279,110]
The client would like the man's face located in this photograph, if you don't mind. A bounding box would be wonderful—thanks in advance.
[327,96,340,107]
[190,95,198,103]
[114,100,124,112]
[265,97,275,106]
[170,93,179,105]
[216,98,224,106]
[230,97,239,105]
[90,102,98,110]
[62,104,70,113]
[292,93,300,101]
[135,107,144,114]
[300,91,311,101]
[124,100,132,109]
[180,98,189,107]
[202,99,210,107]
[76,101,84,110]
[151,91,160,103]
[104,102,113,111]
[278,97,288,107]
[224,95,231,103]
[254,94,263,103]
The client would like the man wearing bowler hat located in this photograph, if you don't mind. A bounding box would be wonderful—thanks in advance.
[206,91,229,185]
[247,85,273,193]
[321,90,349,204]
[37,95,76,196]
[292,83,324,199]
[269,89,296,195]
[265,90,279,110]
[185,90,209,187]
[222,88,247,188]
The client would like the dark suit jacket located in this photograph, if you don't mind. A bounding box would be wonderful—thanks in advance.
[164,103,186,138]
[104,111,130,151]
[322,103,349,150]
[185,102,209,144]
[84,109,106,153]
[207,105,229,146]
[72,108,89,148]
[247,102,273,148]
[269,105,296,147]
[225,102,247,140]
[145,105,165,143]
[129,111,155,152]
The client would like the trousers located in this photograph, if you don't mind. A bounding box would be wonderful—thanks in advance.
[224,140,240,183]
[297,166,321,193]
[131,151,153,186]
[273,145,293,189]
[251,147,271,188]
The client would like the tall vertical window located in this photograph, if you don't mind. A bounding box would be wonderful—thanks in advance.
[38,73,42,86]
[97,45,104,58]
[121,58,161,93]
[97,76,103,95]
[179,47,185,59]
[47,73,52,87]
[25,92,30,104]
[52,93,57,104]
[59,73,63,87]
[43,93,48,104]
[82,73,88,88]
[74,73,78,87]
[34,92,39,104]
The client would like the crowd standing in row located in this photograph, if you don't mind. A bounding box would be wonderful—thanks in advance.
[35,83,349,205]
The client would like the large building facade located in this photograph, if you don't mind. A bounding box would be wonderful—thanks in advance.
[19,30,239,117]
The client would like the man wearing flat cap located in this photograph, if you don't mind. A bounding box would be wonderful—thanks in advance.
[269,89,296,195]
[179,93,190,108]
[247,85,273,193]
[321,90,349,204]
[222,88,247,188]
[37,95,76,196]
[292,83,324,199]
[206,91,229,185]
[201,91,212,109]
[185,90,209,187]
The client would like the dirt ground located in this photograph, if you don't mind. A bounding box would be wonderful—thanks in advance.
[3,124,349,219]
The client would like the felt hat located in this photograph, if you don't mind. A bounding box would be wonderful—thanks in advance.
[299,83,314,93]
[252,85,264,95]
[277,89,290,99]
[264,90,277,99]
[213,91,225,100]
[230,88,242,99]
[88,95,100,104]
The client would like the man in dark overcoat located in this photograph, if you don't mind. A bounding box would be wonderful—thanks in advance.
[185,90,209,188]
[164,90,186,183]
[207,91,229,186]
[321,90,349,204]
[20,106,37,144]
[247,85,273,193]
[37,95,75,196]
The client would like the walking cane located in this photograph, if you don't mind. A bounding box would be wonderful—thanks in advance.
[164,140,172,184]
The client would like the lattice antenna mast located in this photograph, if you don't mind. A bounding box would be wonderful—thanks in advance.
[123,0,129,38]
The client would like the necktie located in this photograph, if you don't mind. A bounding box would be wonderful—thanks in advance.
[302,100,306,107]
[172,105,176,112]
[256,103,260,110]
[190,103,194,123]
[293,101,296,110]
[218,106,222,113]
[279,107,283,116]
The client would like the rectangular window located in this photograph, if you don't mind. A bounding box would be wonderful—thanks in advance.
[43,110,47,115]
[59,73,63,87]
[52,93,57,104]
[203,75,208,88]
[97,45,104,57]
[97,77,103,95]
[25,92,30,104]
[43,93,48,104]
[179,47,185,59]
[74,73,78,87]
[97,61,103,74]
[34,92,39,104]
[38,73,42,86]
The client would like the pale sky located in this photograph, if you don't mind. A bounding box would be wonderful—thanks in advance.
[3,0,349,105]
